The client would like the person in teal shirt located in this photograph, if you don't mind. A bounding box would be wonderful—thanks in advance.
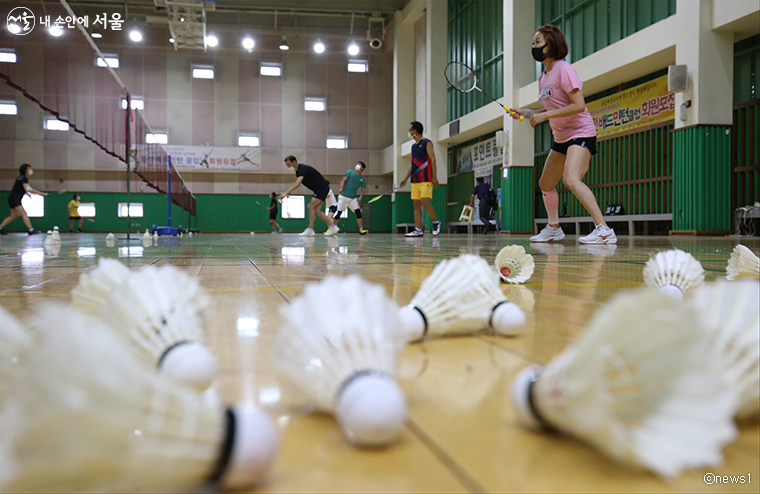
[334,162,368,234]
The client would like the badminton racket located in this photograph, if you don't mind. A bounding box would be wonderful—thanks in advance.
[56,189,69,194]
[444,62,524,120]
[366,184,404,204]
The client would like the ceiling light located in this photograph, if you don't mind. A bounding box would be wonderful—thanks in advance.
[91,28,102,39]
[206,35,218,47]
[348,43,359,56]
[314,41,325,54]
[279,36,289,51]
[49,26,64,37]
[129,30,142,42]
[242,37,254,51]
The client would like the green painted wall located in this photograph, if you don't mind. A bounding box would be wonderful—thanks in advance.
[447,0,504,121]
[0,192,393,233]
[673,126,732,232]
[734,35,760,105]
[392,187,447,231]
[535,0,675,79]
[500,167,534,232]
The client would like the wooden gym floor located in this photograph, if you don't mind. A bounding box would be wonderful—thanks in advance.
[1,231,758,493]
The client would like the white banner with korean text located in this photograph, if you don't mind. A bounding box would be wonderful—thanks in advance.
[163,146,262,171]
[457,136,504,174]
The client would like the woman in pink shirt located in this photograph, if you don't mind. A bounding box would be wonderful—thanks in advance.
[515,25,616,245]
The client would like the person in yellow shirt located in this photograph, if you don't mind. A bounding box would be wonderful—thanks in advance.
[68,194,83,233]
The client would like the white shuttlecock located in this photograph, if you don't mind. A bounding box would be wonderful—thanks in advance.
[142,229,151,242]
[105,232,115,241]
[71,260,216,392]
[726,244,760,281]
[271,275,407,447]
[642,249,705,300]
[0,304,279,492]
[250,232,255,235]
[0,306,33,404]
[398,255,526,342]
[43,231,54,245]
[495,245,535,283]
[691,280,759,419]
[511,289,737,479]
[51,226,60,243]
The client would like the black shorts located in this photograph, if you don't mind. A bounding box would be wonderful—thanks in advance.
[552,136,597,156]
[69,216,81,221]
[8,195,22,209]
[312,185,330,202]
[269,210,277,220]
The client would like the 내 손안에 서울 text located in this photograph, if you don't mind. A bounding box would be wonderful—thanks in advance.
[704,473,751,484]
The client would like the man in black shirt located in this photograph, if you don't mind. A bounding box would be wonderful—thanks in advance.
[0,164,47,235]
[281,156,339,237]
[470,177,495,234]
[266,192,283,233]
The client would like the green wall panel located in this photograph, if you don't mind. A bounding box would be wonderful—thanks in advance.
[500,167,534,232]
[732,102,759,209]
[535,0,675,78]
[447,0,504,121]
[392,187,447,231]
[0,192,393,233]
[448,172,475,204]
[673,126,732,231]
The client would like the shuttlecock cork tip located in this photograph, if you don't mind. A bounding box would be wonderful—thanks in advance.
[159,341,219,392]
[221,405,280,489]
[491,301,527,336]
[336,372,408,447]
[511,365,545,429]
[659,284,684,301]
[398,305,426,341]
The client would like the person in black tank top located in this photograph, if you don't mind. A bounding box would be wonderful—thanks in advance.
[398,121,441,237]
[266,192,283,233]
[280,156,339,237]
[0,164,47,235]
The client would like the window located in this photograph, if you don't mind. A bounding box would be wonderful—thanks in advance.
[281,196,305,219]
[304,98,326,112]
[0,49,16,63]
[347,60,368,73]
[260,62,282,77]
[0,101,17,115]
[95,54,119,68]
[326,137,347,149]
[78,202,96,217]
[192,65,214,79]
[238,135,260,147]
[121,98,144,110]
[118,202,144,218]
[146,133,168,144]
[21,195,44,217]
[44,117,69,131]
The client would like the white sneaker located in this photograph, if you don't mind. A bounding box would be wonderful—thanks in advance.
[530,225,565,242]
[324,224,340,236]
[405,228,424,237]
[432,221,441,236]
[579,224,617,244]
[299,228,315,236]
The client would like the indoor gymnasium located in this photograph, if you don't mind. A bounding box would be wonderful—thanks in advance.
[0,0,759,492]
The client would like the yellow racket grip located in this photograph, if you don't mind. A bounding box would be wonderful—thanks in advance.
[502,105,524,121]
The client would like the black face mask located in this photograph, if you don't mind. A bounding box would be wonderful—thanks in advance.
[532,46,546,62]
